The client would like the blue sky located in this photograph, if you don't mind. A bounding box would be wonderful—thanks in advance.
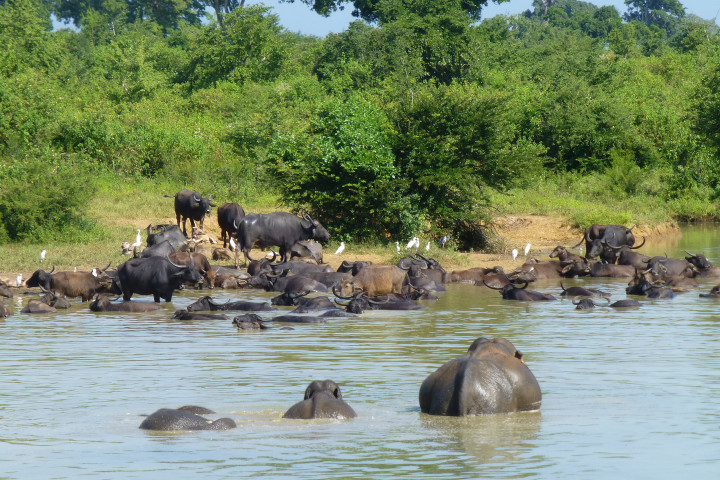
[245,0,719,37]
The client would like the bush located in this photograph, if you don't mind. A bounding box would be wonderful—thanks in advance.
[0,151,102,244]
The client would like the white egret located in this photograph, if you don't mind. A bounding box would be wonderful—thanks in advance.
[396,241,400,254]
[437,234,450,248]
[131,229,142,248]
[524,243,531,256]
[406,237,417,249]
[425,242,430,252]
[74,267,77,272]
[512,249,518,261]
[40,250,46,263]
[229,237,237,251]
[16,274,22,287]
[334,241,345,255]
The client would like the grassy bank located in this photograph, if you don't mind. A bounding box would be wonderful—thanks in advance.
[0,171,697,279]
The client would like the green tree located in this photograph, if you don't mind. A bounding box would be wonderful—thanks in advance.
[624,0,685,36]
[181,6,287,90]
[268,95,418,240]
[281,0,505,23]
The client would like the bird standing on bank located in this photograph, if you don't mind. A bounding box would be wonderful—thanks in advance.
[335,242,345,255]
[425,242,430,252]
[40,250,46,263]
[229,237,236,251]
[396,241,400,254]
[512,249,518,261]
[524,243,531,256]
[16,274,22,287]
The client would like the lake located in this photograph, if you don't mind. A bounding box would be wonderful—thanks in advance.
[2,224,720,479]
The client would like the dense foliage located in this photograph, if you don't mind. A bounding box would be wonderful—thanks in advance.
[1,0,720,249]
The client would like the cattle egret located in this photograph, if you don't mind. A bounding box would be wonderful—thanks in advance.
[229,237,236,251]
[396,241,400,254]
[524,243,531,256]
[130,229,142,248]
[425,242,430,252]
[74,267,77,272]
[40,250,46,263]
[334,242,345,255]
[437,234,450,248]
[512,249,518,261]
[406,237,417,249]
[16,274,22,287]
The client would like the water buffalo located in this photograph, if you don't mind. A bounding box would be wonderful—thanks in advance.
[0,300,13,317]
[603,236,646,264]
[508,261,564,282]
[168,252,216,288]
[588,261,636,277]
[626,270,675,298]
[484,280,556,301]
[140,239,177,258]
[217,202,246,249]
[172,309,229,321]
[338,265,410,297]
[168,189,216,236]
[0,279,12,298]
[610,299,642,307]
[90,294,164,312]
[235,212,330,265]
[232,313,268,330]
[419,337,542,416]
[559,282,610,297]
[21,299,57,313]
[283,380,357,420]
[139,406,236,431]
[685,251,720,277]
[25,267,112,302]
[699,284,720,298]
[145,224,187,251]
[117,255,204,302]
[448,266,502,284]
[646,255,697,278]
[573,296,610,309]
[185,296,272,312]
[549,245,585,264]
[576,224,637,259]
[289,240,324,264]
[334,291,423,314]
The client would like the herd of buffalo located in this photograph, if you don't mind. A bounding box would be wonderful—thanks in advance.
[2,189,719,430]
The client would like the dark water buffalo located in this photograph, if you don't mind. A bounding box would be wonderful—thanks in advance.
[271,260,333,276]
[168,189,216,236]
[484,280,556,301]
[235,212,330,265]
[38,288,71,309]
[283,380,357,420]
[25,267,112,302]
[685,251,720,277]
[626,270,675,299]
[419,337,542,416]
[232,313,268,330]
[172,309,228,321]
[217,202,246,249]
[335,291,423,314]
[577,224,636,259]
[337,260,373,275]
[168,252,216,288]
[559,282,610,298]
[646,255,697,278]
[271,276,330,306]
[290,240,324,264]
[186,296,272,312]
[146,224,187,250]
[140,239,177,258]
[617,245,651,268]
[573,296,610,309]
[604,236,646,264]
[90,294,164,312]
[699,284,720,298]
[140,406,236,431]
[117,256,204,302]
[610,299,642,307]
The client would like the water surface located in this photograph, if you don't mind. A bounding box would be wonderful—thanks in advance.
[2,225,720,479]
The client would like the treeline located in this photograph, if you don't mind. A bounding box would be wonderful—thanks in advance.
[1,0,720,248]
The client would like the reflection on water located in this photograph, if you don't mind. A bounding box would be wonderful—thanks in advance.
[2,225,720,478]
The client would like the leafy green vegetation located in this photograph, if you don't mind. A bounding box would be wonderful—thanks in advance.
[1,0,720,258]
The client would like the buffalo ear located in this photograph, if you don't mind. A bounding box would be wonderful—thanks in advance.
[515,350,523,361]
[333,387,342,400]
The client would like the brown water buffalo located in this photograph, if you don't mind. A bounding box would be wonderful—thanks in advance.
[168,252,216,288]
[338,265,410,296]
[419,337,542,416]
[25,267,112,302]
[90,294,164,312]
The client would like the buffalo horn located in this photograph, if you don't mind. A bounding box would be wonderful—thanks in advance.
[332,285,354,300]
[572,296,584,305]
[630,236,646,249]
[366,294,389,305]
[482,279,503,290]
[166,255,187,269]
[684,249,697,257]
